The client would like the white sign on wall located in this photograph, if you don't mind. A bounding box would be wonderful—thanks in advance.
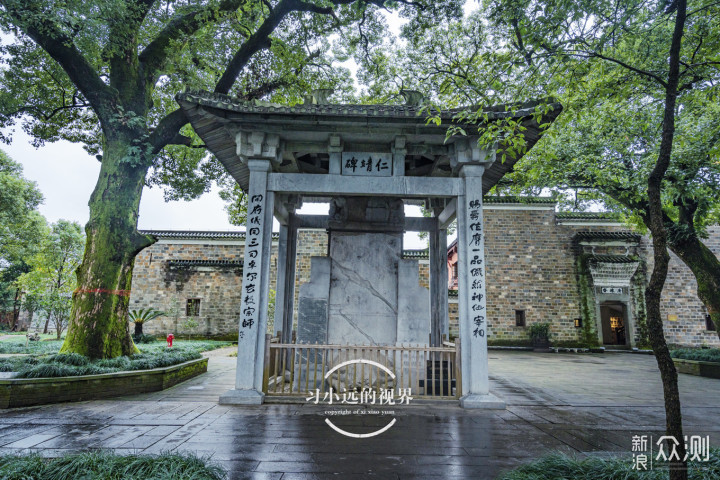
[341,152,392,176]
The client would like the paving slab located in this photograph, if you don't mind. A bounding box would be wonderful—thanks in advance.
[0,351,718,479]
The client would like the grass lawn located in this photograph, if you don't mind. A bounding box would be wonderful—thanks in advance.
[498,450,720,480]
[0,450,225,480]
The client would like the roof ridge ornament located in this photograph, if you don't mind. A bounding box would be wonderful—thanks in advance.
[400,89,425,106]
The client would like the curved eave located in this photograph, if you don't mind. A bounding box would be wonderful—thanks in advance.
[177,92,562,194]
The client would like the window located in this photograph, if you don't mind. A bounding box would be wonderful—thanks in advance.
[186,298,201,317]
[452,264,458,279]
[706,314,716,331]
[515,310,526,327]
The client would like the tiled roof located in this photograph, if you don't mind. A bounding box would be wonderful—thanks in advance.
[403,249,429,259]
[176,91,550,121]
[574,231,641,242]
[588,255,639,264]
[168,260,243,268]
[556,212,623,221]
[142,230,279,240]
[483,196,555,204]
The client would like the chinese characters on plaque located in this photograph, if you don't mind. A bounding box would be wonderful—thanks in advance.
[467,197,486,340]
[341,152,392,176]
[239,193,265,339]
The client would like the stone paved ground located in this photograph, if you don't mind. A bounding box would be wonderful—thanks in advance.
[1,351,719,479]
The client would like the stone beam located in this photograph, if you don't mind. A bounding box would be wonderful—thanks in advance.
[294,214,437,232]
[438,198,457,229]
[267,173,462,198]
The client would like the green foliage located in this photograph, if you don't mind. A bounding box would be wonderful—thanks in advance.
[575,256,600,348]
[16,220,84,339]
[0,149,46,321]
[133,333,159,344]
[0,337,228,355]
[498,449,720,480]
[528,322,552,341]
[0,450,226,480]
[0,347,202,378]
[128,308,166,325]
[487,339,533,347]
[182,317,200,332]
[0,338,63,355]
[671,348,720,363]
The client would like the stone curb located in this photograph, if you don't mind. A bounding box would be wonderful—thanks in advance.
[0,357,208,409]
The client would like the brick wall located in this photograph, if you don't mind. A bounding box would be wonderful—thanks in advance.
[649,226,720,346]
[130,238,277,337]
[129,211,720,346]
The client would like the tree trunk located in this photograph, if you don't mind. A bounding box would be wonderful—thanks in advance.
[11,288,21,330]
[25,310,33,332]
[134,322,143,337]
[644,1,687,477]
[669,237,720,339]
[60,137,156,359]
[43,316,50,334]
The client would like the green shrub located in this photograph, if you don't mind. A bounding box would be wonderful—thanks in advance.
[96,356,132,370]
[528,322,552,341]
[50,353,89,366]
[488,339,533,347]
[133,333,158,343]
[0,346,201,378]
[671,348,720,363]
[0,450,226,480]
[20,363,80,378]
[497,449,720,480]
[0,339,63,355]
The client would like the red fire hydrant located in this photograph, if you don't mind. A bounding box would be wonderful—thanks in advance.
[166,333,174,348]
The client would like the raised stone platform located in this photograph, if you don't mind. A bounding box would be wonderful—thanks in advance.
[0,357,208,409]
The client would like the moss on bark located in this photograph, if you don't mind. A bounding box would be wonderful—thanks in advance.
[60,136,155,359]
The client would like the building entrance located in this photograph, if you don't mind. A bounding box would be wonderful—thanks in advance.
[600,302,627,346]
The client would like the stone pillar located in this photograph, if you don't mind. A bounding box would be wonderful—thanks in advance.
[273,202,299,344]
[455,159,504,409]
[429,220,449,346]
[274,223,289,337]
[281,212,298,343]
[220,159,275,405]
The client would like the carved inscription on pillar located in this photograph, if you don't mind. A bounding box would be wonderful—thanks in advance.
[466,196,486,340]
[239,193,265,338]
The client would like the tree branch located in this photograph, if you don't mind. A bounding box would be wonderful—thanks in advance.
[572,50,668,88]
[140,0,248,84]
[148,108,189,154]
[1,0,116,121]
[214,0,301,94]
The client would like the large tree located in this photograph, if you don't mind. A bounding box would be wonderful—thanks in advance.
[363,1,717,477]
[0,0,460,358]
[481,1,714,476]
[0,149,46,329]
[17,220,85,339]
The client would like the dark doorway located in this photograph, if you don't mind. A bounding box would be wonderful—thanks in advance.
[600,302,627,346]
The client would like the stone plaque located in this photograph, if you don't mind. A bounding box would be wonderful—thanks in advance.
[341,152,392,176]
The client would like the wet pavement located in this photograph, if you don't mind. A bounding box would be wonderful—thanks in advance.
[1,351,719,479]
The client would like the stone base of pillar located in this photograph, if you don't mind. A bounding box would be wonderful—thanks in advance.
[459,393,505,409]
[219,389,265,405]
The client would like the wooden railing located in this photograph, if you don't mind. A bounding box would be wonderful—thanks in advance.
[262,335,461,399]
